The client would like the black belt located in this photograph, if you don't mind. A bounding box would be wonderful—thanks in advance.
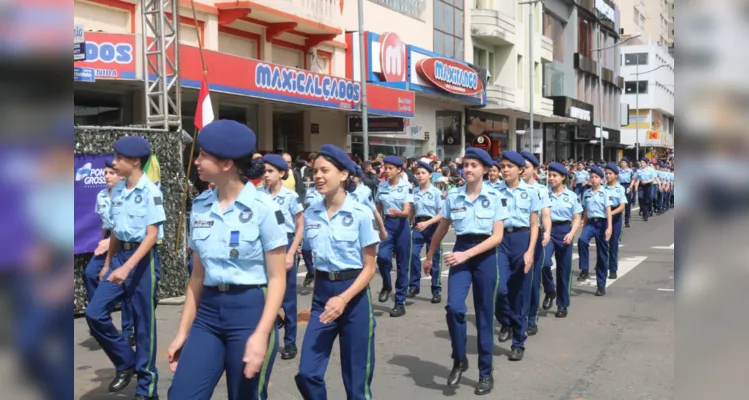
[457,234,490,243]
[551,221,571,226]
[204,284,266,292]
[384,215,406,220]
[316,269,361,282]
[287,233,295,239]
[588,217,606,222]
[414,216,431,223]
[641,182,652,186]
[505,227,530,233]
[121,242,140,251]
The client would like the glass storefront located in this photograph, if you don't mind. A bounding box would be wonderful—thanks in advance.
[544,124,574,161]
[436,110,463,161]
[350,135,421,159]
[466,109,510,158]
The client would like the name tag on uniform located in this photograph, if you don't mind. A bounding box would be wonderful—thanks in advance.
[451,207,467,213]
[112,201,123,207]
[306,223,321,230]
[193,220,214,228]
[229,230,239,259]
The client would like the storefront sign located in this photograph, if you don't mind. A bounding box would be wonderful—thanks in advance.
[471,134,492,151]
[255,63,362,106]
[415,57,483,96]
[73,32,136,80]
[74,154,112,254]
[74,24,86,61]
[549,96,594,124]
[646,130,661,145]
[74,67,96,82]
[570,106,591,122]
[368,0,427,21]
[348,116,405,133]
[595,0,616,21]
[378,32,407,82]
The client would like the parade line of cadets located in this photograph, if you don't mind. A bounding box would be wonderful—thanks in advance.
[82,119,672,399]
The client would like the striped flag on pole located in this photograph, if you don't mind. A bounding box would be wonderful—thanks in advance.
[194,77,214,130]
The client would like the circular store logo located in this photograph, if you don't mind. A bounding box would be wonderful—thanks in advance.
[378,32,407,82]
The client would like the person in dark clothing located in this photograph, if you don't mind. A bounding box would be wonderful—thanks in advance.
[361,161,379,201]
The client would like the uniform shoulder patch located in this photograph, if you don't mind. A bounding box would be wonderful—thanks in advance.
[501,198,508,207]
[275,210,285,224]
[154,196,163,206]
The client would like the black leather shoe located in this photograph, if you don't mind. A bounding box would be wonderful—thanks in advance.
[555,306,568,318]
[447,357,468,387]
[431,294,441,303]
[595,288,606,296]
[508,347,524,361]
[527,325,538,336]
[302,274,314,288]
[497,325,511,342]
[276,315,285,329]
[109,368,134,392]
[389,306,406,317]
[134,396,159,400]
[542,292,556,310]
[608,271,618,279]
[127,335,136,347]
[378,289,391,303]
[474,375,494,395]
[577,270,589,281]
[281,343,297,360]
[625,222,630,228]
[406,288,419,298]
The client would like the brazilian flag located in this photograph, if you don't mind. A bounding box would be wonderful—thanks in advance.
[143,154,161,186]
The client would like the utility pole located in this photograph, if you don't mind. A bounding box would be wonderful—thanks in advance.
[357,0,369,159]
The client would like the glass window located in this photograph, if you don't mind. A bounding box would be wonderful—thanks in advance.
[444,35,455,58]
[517,55,523,87]
[455,9,464,36]
[434,0,464,60]
[434,2,444,26]
[434,31,444,55]
[624,81,648,94]
[624,53,648,65]
[445,4,454,34]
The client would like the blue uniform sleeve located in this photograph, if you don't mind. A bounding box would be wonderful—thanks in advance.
[528,188,541,213]
[603,191,611,208]
[259,201,287,252]
[619,187,629,204]
[404,186,414,204]
[538,186,551,209]
[494,194,509,222]
[361,196,376,211]
[145,187,167,227]
[188,210,197,250]
[440,194,452,220]
[435,189,444,211]
[289,193,304,215]
[375,183,384,205]
[358,209,380,249]
[572,196,583,215]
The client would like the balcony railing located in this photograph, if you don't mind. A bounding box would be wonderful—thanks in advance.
[540,35,553,62]
[485,84,516,107]
[543,64,564,97]
[470,8,516,46]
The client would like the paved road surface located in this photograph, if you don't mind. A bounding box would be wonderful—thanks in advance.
[73,207,674,399]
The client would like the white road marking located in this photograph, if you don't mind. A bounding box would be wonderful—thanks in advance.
[574,243,625,248]
[657,288,674,292]
[652,243,674,250]
[577,256,648,288]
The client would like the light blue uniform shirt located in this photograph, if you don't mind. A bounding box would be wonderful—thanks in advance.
[485,179,503,192]
[604,183,628,208]
[529,182,551,227]
[413,185,443,218]
[581,187,611,219]
[548,188,583,222]
[573,170,589,185]
[262,186,304,234]
[618,168,633,184]
[635,167,654,183]
[495,180,541,229]
[376,178,413,212]
[350,184,376,211]
[304,195,380,272]
[96,188,114,230]
[303,186,323,208]
[189,183,287,286]
[110,174,165,242]
[441,183,508,235]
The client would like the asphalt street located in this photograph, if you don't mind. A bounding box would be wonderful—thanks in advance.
[73,205,674,399]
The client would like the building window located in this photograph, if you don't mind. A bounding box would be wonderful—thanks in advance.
[542,8,565,62]
[624,53,648,66]
[434,0,464,59]
[578,18,592,57]
[625,81,648,94]
[517,55,523,88]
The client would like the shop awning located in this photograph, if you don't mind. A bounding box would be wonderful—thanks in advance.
[482,105,577,124]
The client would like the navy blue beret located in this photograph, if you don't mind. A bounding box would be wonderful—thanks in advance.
[520,151,540,168]
[464,147,492,167]
[622,156,630,162]
[589,165,605,178]
[318,144,356,175]
[355,165,363,178]
[491,160,501,170]
[263,154,288,171]
[113,136,151,158]
[104,156,114,169]
[640,156,650,163]
[416,161,434,173]
[500,150,526,168]
[383,155,403,167]
[197,120,257,159]
[605,162,619,174]
[548,162,568,176]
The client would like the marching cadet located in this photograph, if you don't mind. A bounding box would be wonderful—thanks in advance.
[85,136,164,399]
[494,151,540,362]
[351,165,388,241]
[572,162,589,197]
[576,165,613,296]
[485,160,503,190]
[294,144,380,400]
[167,120,287,399]
[301,184,323,288]
[376,155,414,318]
[632,157,655,222]
[604,163,628,280]
[262,154,305,360]
[409,161,444,303]
[519,151,552,336]
[650,160,662,216]
[543,163,583,318]
[618,159,634,227]
[423,147,507,395]
[83,157,133,344]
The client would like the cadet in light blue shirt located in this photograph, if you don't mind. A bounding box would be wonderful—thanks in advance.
[572,162,589,196]
[485,160,503,191]
[168,120,287,399]
[301,185,323,287]
[577,165,612,296]
[85,136,165,398]
[409,161,444,303]
[424,147,507,394]
[604,163,628,280]
[494,151,540,360]
[375,155,414,317]
[295,144,380,400]
[618,159,634,227]
[543,163,583,318]
[633,158,656,220]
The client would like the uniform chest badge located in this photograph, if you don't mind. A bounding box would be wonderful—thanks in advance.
[427,192,434,200]
[598,192,604,198]
[481,199,491,208]
[563,196,570,203]
[275,197,284,205]
[134,195,143,204]
[397,186,404,193]
[342,215,354,227]
[239,209,253,223]
[520,192,529,199]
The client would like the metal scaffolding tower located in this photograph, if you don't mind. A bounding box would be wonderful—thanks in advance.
[141,0,181,131]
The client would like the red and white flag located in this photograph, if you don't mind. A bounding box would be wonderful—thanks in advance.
[194,77,214,130]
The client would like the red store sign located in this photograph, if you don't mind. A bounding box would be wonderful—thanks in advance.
[415,57,483,96]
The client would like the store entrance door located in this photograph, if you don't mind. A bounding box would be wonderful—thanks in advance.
[273,111,304,156]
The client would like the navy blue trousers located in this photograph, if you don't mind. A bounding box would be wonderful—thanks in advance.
[377,217,411,306]
[638,183,653,218]
[543,224,574,307]
[495,230,531,350]
[528,232,551,328]
[283,236,299,346]
[409,222,442,295]
[301,249,315,277]
[446,237,499,378]
[578,220,610,289]
[84,252,134,338]
[295,273,376,400]
[85,248,161,397]
[622,185,633,223]
[608,215,623,272]
[168,286,278,399]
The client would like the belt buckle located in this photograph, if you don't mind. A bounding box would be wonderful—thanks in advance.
[507,227,515,233]
[217,283,229,292]
[328,271,337,281]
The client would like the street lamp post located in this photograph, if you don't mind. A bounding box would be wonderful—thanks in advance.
[520,0,544,160]
[357,0,369,159]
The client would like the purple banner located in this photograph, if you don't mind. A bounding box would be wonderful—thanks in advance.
[75,154,112,254]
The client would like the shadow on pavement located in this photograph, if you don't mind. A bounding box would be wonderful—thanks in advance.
[433,331,513,358]
[387,354,473,396]
[78,368,135,400]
